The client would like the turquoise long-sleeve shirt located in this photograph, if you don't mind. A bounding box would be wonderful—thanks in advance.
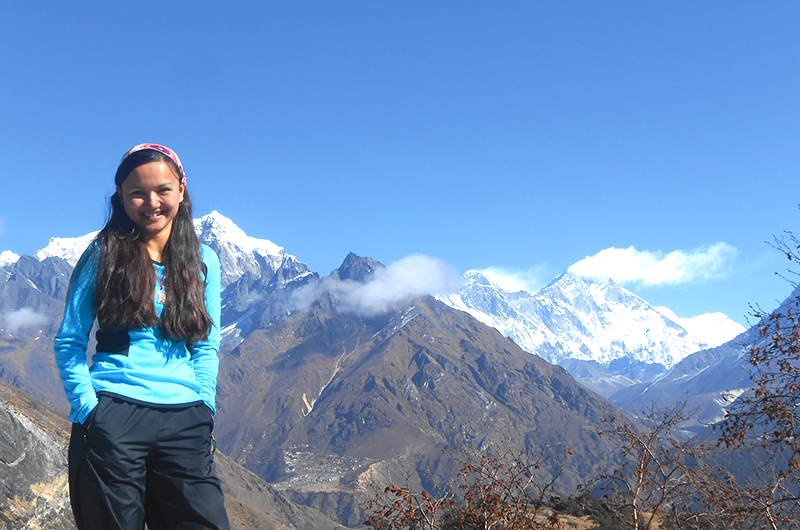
[54,242,222,424]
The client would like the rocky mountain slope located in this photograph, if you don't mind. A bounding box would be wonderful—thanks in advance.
[0,377,72,529]
[611,335,752,430]
[611,288,794,428]
[0,378,347,530]
[0,254,74,411]
[214,254,625,526]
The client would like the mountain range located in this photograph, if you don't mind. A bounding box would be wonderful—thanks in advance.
[0,211,765,527]
[18,211,744,366]
[443,270,743,367]
[439,269,746,398]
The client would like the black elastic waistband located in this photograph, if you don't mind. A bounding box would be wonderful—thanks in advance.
[97,391,204,411]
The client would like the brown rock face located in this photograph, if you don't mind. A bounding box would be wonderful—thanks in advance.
[0,378,73,529]
[215,287,624,526]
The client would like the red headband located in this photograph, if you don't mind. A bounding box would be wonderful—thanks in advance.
[120,143,187,183]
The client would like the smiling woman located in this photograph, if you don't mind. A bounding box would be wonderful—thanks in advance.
[117,159,185,262]
[53,144,229,530]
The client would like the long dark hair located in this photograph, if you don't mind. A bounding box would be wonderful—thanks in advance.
[93,149,212,342]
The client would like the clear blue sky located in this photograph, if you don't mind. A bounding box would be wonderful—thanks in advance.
[1,1,797,326]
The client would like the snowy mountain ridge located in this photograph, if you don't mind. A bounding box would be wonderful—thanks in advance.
[6,214,745,374]
[34,232,99,266]
[652,306,745,349]
[439,270,745,370]
[15,211,291,290]
[194,210,284,259]
[193,211,298,288]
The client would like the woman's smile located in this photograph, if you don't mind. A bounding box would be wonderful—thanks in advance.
[118,160,185,244]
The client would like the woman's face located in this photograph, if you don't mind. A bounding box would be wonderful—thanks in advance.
[117,160,185,243]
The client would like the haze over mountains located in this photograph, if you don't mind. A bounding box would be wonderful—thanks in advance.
[0,211,763,527]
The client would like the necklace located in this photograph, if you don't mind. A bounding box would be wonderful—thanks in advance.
[156,273,166,304]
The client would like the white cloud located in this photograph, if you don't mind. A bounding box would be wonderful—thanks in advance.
[567,243,737,286]
[3,308,49,334]
[0,250,20,267]
[291,276,352,313]
[474,266,548,293]
[245,290,265,303]
[292,254,461,317]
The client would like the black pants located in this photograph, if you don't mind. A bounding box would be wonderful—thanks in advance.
[68,394,230,530]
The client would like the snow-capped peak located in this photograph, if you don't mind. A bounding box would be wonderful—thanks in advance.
[653,306,746,349]
[23,211,292,288]
[194,211,303,288]
[463,270,495,287]
[195,211,284,258]
[35,232,98,266]
[440,269,745,370]
[0,250,20,267]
